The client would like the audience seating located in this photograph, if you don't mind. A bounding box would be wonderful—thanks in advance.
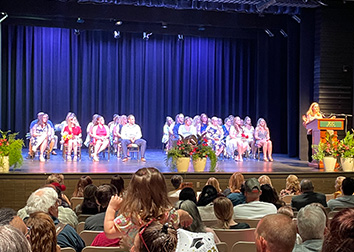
[82,246,128,252]
[216,242,229,252]
[213,228,256,251]
[234,219,261,228]
[281,195,294,205]
[326,193,334,201]
[231,241,256,252]
[76,221,85,234]
[80,230,102,246]
[78,214,94,222]
[70,197,84,210]
[60,248,76,252]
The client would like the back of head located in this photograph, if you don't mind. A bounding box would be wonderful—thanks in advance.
[46,173,64,184]
[0,225,32,252]
[341,177,354,196]
[83,184,97,199]
[259,184,278,204]
[179,187,197,204]
[138,221,177,252]
[286,175,300,192]
[213,197,234,229]
[277,206,294,219]
[245,178,261,202]
[110,175,125,196]
[197,185,218,206]
[96,184,118,208]
[229,172,244,192]
[176,200,205,233]
[26,212,57,252]
[0,208,17,225]
[256,214,296,252]
[74,175,93,197]
[322,208,354,252]
[25,187,58,215]
[334,176,346,192]
[206,177,221,192]
[171,175,183,190]
[121,167,170,223]
[297,204,326,241]
[300,179,314,193]
[258,175,272,187]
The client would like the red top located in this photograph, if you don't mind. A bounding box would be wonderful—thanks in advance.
[63,126,82,143]
[91,232,121,247]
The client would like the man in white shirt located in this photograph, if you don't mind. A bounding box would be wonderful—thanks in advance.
[121,115,147,162]
[233,178,277,219]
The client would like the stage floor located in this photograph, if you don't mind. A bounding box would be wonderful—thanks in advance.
[14,148,318,174]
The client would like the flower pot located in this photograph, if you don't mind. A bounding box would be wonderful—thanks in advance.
[341,158,354,172]
[176,157,190,172]
[323,156,336,172]
[0,156,10,173]
[193,158,207,172]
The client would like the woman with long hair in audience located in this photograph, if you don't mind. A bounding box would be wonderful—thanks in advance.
[162,116,174,152]
[26,212,60,252]
[176,200,220,243]
[254,118,273,162]
[72,175,93,197]
[259,184,284,209]
[206,177,222,194]
[80,184,99,214]
[62,112,82,162]
[333,176,346,199]
[179,187,197,204]
[213,196,250,229]
[200,113,209,134]
[91,115,110,162]
[225,172,245,206]
[279,174,301,197]
[205,117,224,156]
[243,116,256,158]
[104,167,193,249]
[258,175,273,187]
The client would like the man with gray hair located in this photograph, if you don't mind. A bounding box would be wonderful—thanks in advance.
[292,204,327,252]
[291,179,327,211]
[22,187,85,251]
[0,208,28,236]
[0,225,32,252]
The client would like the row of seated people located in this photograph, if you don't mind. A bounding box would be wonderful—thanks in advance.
[163,113,273,162]
[2,171,354,252]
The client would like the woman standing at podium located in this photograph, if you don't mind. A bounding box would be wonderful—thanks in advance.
[302,102,323,162]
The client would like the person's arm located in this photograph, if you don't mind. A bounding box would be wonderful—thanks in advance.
[254,127,260,140]
[266,128,270,141]
[104,195,123,239]
[135,125,142,140]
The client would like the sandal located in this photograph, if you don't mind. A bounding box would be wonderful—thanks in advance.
[269,157,273,162]
[263,158,269,162]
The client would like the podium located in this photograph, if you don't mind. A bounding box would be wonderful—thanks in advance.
[306,118,345,168]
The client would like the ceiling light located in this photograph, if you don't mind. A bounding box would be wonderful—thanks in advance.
[0,12,8,23]
[178,34,184,40]
[77,17,85,24]
[292,15,301,24]
[264,29,274,37]
[113,30,121,39]
[143,32,152,40]
[280,29,288,37]
[74,29,80,35]
[115,21,123,26]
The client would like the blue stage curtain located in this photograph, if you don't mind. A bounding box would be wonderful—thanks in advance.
[1,25,295,152]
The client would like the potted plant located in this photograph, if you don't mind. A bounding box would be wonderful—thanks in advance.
[189,134,217,172]
[166,135,193,172]
[0,130,24,172]
[338,130,354,171]
[312,130,340,171]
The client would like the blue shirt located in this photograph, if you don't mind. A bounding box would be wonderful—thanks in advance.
[30,119,54,129]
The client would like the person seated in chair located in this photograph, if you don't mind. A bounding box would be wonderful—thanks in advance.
[62,113,82,162]
[91,115,110,162]
[121,115,147,162]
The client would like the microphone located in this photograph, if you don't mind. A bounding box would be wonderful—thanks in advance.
[320,111,326,118]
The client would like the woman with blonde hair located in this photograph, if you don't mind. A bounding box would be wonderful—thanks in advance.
[334,176,346,199]
[280,175,301,197]
[206,177,222,194]
[225,172,245,206]
[258,175,273,187]
[254,118,273,162]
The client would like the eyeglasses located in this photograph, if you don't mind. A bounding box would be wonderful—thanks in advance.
[25,226,31,236]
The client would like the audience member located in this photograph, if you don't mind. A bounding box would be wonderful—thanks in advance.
[197,185,218,220]
[78,184,98,214]
[176,200,220,243]
[258,175,273,187]
[277,206,294,219]
[255,214,297,252]
[46,174,71,208]
[26,212,61,252]
[291,179,327,211]
[72,175,93,197]
[333,176,345,199]
[280,174,301,197]
[51,182,71,208]
[292,204,327,252]
[0,225,32,252]
[110,174,125,196]
[168,175,184,197]
[179,187,197,204]
[327,177,354,210]
[322,208,354,252]
[213,196,250,229]
[234,178,277,219]
[21,187,85,251]
[259,184,284,209]
[104,167,193,248]
[206,177,223,194]
[0,208,28,235]
[225,172,246,206]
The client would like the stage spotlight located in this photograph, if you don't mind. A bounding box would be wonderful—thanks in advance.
[143,32,152,40]
[113,30,121,39]
[264,29,274,37]
[77,17,85,24]
[0,12,8,23]
[74,29,80,35]
[280,29,288,37]
[256,0,276,12]
[178,34,184,40]
[292,15,301,24]
[115,20,123,26]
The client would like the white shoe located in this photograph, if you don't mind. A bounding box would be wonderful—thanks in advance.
[73,156,78,162]
[67,156,72,162]
[39,155,45,162]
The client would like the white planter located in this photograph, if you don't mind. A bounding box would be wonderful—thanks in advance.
[341,158,354,172]
[323,156,336,172]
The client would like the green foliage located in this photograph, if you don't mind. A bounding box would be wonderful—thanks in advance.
[0,130,24,169]
[338,129,354,158]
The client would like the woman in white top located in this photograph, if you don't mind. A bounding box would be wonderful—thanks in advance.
[243,116,256,158]
[178,116,197,138]
[227,116,248,162]
[162,116,174,151]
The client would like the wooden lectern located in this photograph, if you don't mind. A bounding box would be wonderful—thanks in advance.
[306,118,345,168]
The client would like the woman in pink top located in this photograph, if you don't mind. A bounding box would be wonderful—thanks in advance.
[91,115,110,162]
[62,113,82,161]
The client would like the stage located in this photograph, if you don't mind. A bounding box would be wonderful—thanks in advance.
[1,149,353,210]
